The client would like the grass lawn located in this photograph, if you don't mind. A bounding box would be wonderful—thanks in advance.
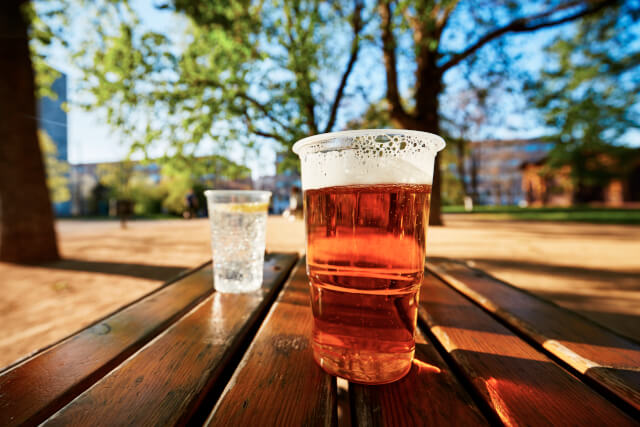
[442,205,640,225]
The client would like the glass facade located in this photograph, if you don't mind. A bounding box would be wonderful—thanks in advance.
[38,73,70,216]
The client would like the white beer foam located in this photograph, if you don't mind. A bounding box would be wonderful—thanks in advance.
[292,130,445,190]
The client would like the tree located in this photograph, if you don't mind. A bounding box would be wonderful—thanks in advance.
[39,130,71,204]
[529,1,639,203]
[376,0,622,223]
[95,155,251,215]
[158,155,251,214]
[96,161,136,200]
[440,87,490,204]
[48,0,623,228]
[0,1,59,263]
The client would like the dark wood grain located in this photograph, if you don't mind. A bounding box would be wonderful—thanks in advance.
[419,272,637,426]
[0,262,213,427]
[428,259,640,412]
[350,329,488,426]
[41,253,298,427]
[206,259,337,426]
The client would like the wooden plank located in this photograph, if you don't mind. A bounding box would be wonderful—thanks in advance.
[428,259,640,412]
[350,329,488,426]
[206,259,337,426]
[0,262,213,427]
[41,253,298,427]
[419,272,637,426]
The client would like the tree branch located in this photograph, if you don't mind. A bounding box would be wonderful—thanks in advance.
[439,0,621,73]
[251,129,288,143]
[192,75,296,137]
[435,0,459,36]
[237,92,296,135]
[284,2,318,134]
[324,0,364,133]
[379,0,411,124]
[242,110,288,144]
[301,79,318,134]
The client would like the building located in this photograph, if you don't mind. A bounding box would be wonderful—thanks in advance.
[254,174,301,214]
[38,73,71,216]
[468,139,553,205]
[521,147,640,207]
[254,152,301,214]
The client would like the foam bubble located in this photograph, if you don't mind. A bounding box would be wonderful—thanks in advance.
[292,130,445,190]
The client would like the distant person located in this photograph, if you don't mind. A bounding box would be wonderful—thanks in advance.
[289,186,303,219]
[463,195,474,212]
[184,188,199,219]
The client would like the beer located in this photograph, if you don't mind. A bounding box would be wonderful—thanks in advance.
[305,183,430,384]
[293,129,444,384]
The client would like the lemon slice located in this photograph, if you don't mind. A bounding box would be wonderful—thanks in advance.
[214,202,269,213]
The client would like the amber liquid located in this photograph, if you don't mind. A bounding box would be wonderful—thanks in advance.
[305,183,431,384]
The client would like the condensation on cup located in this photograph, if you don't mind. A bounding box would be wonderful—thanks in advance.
[293,129,445,384]
[205,190,271,293]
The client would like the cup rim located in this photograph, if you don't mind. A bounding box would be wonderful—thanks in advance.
[292,129,445,155]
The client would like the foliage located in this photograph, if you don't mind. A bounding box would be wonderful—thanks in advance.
[38,130,70,203]
[95,161,167,215]
[130,179,166,216]
[528,2,640,201]
[158,155,250,213]
[159,170,192,214]
[66,0,367,174]
[439,146,466,205]
[95,155,250,215]
[50,0,622,158]
[32,0,625,225]
[96,161,136,199]
[23,1,69,100]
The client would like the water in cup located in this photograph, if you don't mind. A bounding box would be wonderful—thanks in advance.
[205,190,271,293]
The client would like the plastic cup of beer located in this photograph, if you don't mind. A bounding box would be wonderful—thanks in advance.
[292,129,445,384]
[204,190,271,293]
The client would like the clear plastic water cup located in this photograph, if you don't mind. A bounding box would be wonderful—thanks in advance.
[204,190,272,293]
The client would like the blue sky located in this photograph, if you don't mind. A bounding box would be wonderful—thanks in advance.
[41,1,638,178]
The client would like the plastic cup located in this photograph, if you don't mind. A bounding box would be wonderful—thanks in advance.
[204,190,271,293]
[292,129,445,384]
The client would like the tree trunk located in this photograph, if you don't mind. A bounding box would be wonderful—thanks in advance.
[469,151,480,203]
[429,156,444,225]
[390,117,444,226]
[455,139,470,196]
[0,1,60,263]
[416,72,444,226]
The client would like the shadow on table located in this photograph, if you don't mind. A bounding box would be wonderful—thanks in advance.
[428,256,640,344]
[432,256,640,285]
[531,291,640,344]
[42,259,190,281]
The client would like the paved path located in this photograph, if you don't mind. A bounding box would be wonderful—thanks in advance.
[0,216,638,369]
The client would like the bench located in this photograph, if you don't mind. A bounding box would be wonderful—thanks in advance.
[1,252,638,425]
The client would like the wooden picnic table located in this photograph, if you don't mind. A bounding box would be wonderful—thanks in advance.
[1,252,638,426]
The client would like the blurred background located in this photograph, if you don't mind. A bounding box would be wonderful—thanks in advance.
[0,0,638,369]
